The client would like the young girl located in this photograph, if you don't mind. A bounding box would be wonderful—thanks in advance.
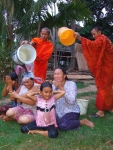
[21,81,65,138]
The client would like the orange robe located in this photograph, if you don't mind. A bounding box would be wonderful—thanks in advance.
[31,38,53,82]
[81,34,113,110]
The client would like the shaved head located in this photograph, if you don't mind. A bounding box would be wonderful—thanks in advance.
[41,27,50,34]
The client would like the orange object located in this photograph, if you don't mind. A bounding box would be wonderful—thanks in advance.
[81,34,113,110]
[58,27,76,46]
[31,38,53,81]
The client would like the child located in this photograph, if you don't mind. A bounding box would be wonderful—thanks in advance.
[21,81,65,138]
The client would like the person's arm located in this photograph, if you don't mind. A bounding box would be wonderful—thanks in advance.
[27,91,39,102]
[53,90,65,100]
[8,91,35,106]
[2,84,8,97]
[2,76,14,97]
[20,85,40,98]
[64,81,77,105]
[53,81,77,105]
[15,85,22,94]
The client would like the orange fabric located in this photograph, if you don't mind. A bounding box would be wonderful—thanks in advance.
[96,83,113,110]
[81,35,113,110]
[31,38,53,82]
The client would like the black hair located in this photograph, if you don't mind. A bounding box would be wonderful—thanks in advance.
[55,66,69,80]
[30,77,34,81]
[41,27,50,34]
[40,81,52,91]
[8,72,18,81]
[92,26,102,32]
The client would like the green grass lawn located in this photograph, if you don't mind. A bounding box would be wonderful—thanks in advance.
[0,82,113,150]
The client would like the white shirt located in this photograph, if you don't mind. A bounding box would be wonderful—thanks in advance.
[19,83,38,115]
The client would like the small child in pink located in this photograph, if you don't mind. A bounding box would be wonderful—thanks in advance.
[21,81,65,138]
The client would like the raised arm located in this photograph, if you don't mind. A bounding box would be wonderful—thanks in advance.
[9,91,35,106]
[2,83,9,97]
[20,85,40,98]
[53,81,77,105]
[2,76,18,99]
[27,91,40,102]
[64,82,77,105]
[53,90,65,100]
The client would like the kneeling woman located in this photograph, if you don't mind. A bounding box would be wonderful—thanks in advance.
[21,82,65,138]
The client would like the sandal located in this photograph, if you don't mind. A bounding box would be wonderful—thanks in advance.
[89,113,102,118]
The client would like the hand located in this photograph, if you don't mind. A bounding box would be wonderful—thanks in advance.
[30,85,40,93]
[8,91,19,99]
[17,99,21,103]
[20,40,29,45]
[53,80,64,90]
[5,76,13,85]
[74,32,81,40]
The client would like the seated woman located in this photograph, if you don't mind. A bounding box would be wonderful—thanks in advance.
[52,67,94,130]
[0,72,21,117]
[4,73,40,124]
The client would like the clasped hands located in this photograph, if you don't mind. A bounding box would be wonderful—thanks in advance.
[5,76,14,86]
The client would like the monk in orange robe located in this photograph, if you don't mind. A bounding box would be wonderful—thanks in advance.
[21,28,53,83]
[75,26,113,118]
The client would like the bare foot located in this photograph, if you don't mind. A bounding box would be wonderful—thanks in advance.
[2,116,12,122]
[28,130,36,134]
[0,114,6,119]
[96,110,104,117]
[108,109,113,113]
[80,118,94,128]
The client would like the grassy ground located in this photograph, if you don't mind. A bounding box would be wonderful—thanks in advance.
[0,82,113,150]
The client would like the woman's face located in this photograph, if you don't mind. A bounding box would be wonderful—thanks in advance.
[53,68,66,82]
[22,78,34,90]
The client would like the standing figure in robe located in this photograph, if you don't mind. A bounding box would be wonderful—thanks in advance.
[21,27,54,83]
[75,26,113,118]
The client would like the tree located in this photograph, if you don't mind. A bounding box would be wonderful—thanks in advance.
[0,0,91,76]
[78,0,113,41]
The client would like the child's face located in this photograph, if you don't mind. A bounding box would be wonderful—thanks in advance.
[40,87,52,100]
[91,29,101,39]
[40,29,50,41]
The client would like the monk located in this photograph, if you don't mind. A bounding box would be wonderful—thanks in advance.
[21,27,53,82]
[75,26,113,118]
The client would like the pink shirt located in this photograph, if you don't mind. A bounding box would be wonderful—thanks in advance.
[36,95,58,127]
